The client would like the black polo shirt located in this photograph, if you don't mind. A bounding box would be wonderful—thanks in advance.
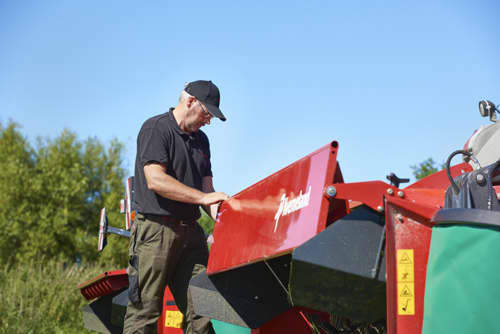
[134,108,212,220]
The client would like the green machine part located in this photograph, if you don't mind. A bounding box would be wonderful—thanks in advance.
[422,209,500,334]
[212,320,250,334]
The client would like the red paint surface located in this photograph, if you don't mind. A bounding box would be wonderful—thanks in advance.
[159,286,183,334]
[207,142,340,274]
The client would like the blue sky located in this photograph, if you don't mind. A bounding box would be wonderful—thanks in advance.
[1,1,499,196]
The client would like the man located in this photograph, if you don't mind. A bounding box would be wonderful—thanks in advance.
[123,80,229,334]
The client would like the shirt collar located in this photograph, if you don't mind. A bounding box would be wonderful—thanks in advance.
[168,108,198,140]
[168,108,186,136]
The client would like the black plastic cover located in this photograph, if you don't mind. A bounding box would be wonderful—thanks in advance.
[289,205,386,322]
[189,254,292,329]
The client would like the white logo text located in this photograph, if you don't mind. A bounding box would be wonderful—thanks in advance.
[273,186,312,232]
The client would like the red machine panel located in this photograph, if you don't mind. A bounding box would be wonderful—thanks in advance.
[78,269,128,301]
[207,142,340,274]
[385,201,432,334]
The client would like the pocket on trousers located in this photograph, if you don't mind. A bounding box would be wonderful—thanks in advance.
[128,255,141,305]
[138,221,162,247]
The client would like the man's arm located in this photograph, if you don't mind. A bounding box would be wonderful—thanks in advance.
[201,176,223,221]
[144,163,228,207]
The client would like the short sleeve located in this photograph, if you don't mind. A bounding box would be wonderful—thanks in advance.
[137,126,169,166]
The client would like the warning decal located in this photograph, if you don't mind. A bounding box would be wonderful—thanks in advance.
[399,252,412,264]
[165,310,183,328]
[397,249,415,315]
[399,284,414,297]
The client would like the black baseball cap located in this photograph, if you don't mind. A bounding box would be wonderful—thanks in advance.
[184,80,226,121]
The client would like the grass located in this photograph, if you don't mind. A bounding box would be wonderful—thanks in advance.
[0,259,112,334]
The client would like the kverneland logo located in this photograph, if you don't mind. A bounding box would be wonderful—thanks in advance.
[273,186,312,232]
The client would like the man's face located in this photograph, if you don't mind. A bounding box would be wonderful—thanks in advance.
[185,99,213,133]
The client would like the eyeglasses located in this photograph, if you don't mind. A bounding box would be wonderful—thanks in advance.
[197,100,213,120]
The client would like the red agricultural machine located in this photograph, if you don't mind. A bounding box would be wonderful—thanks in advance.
[79,100,500,333]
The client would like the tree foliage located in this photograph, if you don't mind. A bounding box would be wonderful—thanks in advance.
[198,210,215,235]
[0,121,128,267]
[410,158,446,180]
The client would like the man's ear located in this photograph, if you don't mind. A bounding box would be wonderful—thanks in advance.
[186,96,196,108]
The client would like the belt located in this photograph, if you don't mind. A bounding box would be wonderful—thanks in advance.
[141,213,196,226]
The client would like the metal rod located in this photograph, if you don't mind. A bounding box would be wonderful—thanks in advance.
[371,223,386,280]
[107,226,130,238]
[264,259,294,306]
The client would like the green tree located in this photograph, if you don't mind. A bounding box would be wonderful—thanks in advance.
[0,122,128,267]
[198,210,215,235]
[411,158,446,180]
[0,122,35,263]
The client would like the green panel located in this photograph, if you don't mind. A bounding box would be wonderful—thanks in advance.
[423,223,500,333]
[211,320,250,334]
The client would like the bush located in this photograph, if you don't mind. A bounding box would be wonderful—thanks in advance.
[0,122,128,268]
[0,258,113,334]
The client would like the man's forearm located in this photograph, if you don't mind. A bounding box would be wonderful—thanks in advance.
[145,164,228,207]
[149,172,206,204]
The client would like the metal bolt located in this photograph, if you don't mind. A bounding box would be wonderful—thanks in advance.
[325,186,337,198]
[397,191,405,198]
[396,214,404,222]
[476,174,486,186]
[377,206,384,213]
[387,188,394,195]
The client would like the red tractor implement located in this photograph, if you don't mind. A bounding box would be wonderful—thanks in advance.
[79,100,500,334]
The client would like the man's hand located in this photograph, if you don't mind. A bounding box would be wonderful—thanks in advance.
[200,192,229,206]
[201,176,229,221]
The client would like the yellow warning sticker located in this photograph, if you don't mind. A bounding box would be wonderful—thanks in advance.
[398,295,415,315]
[397,249,415,315]
[397,249,413,264]
[399,283,414,297]
[398,265,414,282]
[165,310,183,328]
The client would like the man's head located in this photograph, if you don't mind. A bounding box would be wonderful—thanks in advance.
[174,80,226,134]
[184,80,226,122]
